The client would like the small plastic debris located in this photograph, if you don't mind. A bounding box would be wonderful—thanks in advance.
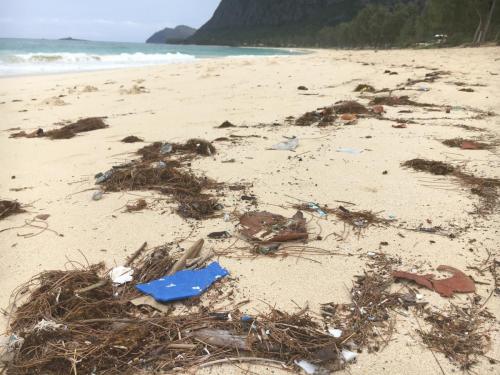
[341,349,357,362]
[257,243,281,255]
[136,262,229,302]
[33,319,63,332]
[271,137,299,151]
[460,141,482,150]
[109,266,134,284]
[308,202,327,217]
[130,295,170,313]
[152,161,167,169]
[223,213,230,222]
[160,143,173,155]
[372,105,385,114]
[0,334,24,351]
[92,191,103,201]
[239,211,308,244]
[95,170,113,184]
[418,86,430,92]
[328,328,342,338]
[340,113,358,124]
[294,359,318,375]
[354,84,375,93]
[336,147,363,155]
[192,329,248,350]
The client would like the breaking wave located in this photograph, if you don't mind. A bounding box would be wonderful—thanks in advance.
[0,52,196,75]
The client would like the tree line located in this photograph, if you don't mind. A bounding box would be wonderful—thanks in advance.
[316,0,499,48]
[191,0,499,48]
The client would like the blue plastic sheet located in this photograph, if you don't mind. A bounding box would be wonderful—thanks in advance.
[136,262,229,302]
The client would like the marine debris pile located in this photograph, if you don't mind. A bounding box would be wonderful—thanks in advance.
[96,139,221,219]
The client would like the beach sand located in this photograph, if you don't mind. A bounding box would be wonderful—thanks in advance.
[1,47,499,374]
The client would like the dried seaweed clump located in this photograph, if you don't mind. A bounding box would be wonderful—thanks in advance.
[402,159,499,213]
[121,135,143,143]
[442,138,490,150]
[354,84,376,93]
[44,117,108,139]
[10,118,108,140]
[406,70,449,86]
[333,100,369,114]
[334,206,391,234]
[295,107,336,126]
[418,304,492,370]
[0,200,25,220]
[461,174,500,214]
[369,95,436,107]
[402,159,456,175]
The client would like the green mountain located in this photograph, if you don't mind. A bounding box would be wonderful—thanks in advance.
[188,0,498,47]
[146,25,197,44]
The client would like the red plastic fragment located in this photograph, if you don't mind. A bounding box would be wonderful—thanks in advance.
[392,265,475,297]
[460,141,480,150]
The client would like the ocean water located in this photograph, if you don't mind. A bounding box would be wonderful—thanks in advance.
[0,38,298,76]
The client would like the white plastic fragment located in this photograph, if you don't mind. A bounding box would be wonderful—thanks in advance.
[160,143,173,154]
[109,266,134,284]
[92,191,103,201]
[294,359,318,374]
[328,328,343,338]
[0,334,24,351]
[341,349,358,362]
[33,319,63,332]
[336,147,363,155]
[271,137,299,151]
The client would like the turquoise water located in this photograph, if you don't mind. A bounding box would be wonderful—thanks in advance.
[0,38,298,76]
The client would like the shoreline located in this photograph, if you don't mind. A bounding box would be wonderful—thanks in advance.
[1,46,499,375]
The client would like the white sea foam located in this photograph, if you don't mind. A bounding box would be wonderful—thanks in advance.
[0,52,196,76]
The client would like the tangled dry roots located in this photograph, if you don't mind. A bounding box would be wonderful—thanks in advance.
[98,139,221,219]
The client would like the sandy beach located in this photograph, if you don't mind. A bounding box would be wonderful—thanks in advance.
[1,47,499,374]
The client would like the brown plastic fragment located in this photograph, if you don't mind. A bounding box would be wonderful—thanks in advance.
[239,211,308,244]
[432,265,476,297]
[392,265,475,297]
[392,270,434,291]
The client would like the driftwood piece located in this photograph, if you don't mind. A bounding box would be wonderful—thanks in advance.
[168,239,204,275]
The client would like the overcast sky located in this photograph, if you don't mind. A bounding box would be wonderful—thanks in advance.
[0,0,221,42]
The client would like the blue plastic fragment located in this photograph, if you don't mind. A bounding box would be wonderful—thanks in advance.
[241,315,254,322]
[308,202,327,218]
[136,262,229,303]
